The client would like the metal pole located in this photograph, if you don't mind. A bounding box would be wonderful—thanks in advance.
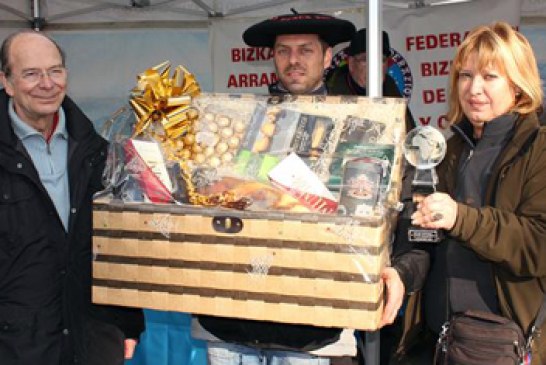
[32,0,41,30]
[364,330,380,365]
[365,2,382,363]
[367,0,383,97]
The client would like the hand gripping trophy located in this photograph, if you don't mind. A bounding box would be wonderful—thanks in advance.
[403,126,447,242]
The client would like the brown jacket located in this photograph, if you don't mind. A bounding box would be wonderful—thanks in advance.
[444,113,546,363]
[402,113,546,364]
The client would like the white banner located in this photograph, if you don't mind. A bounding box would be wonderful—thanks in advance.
[211,0,522,131]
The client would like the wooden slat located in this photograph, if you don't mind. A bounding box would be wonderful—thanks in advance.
[93,208,388,247]
[93,262,383,301]
[92,237,388,275]
[92,286,383,330]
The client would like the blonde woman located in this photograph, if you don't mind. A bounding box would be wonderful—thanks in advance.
[410,22,546,364]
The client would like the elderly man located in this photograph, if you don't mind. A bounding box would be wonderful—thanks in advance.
[194,11,428,365]
[0,30,144,365]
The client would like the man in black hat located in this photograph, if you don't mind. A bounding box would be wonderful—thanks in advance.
[194,12,427,365]
[326,29,394,96]
[196,13,359,365]
[327,28,415,133]
[243,11,356,95]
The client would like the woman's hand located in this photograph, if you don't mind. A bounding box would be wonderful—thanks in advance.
[411,192,458,231]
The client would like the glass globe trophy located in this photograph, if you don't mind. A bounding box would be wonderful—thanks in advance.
[403,126,447,243]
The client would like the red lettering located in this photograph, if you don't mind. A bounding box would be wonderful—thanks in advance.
[406,32,467,51]
[421,61,451,77]
[261,73,270,85]
[426,35,437,49]
[450,33,462,48]
[231,49,241,62]
[438,33,449,48]
[437,89,446,103]
[249,73,258,87]
[231,47,274,63]
[239,74,248,88]
[419,116,432,126]
[423,90,434,104]
[437,115,449,129]
[405,36,415,51]
[418,115,449,129]
[423,88,446,104]
[406,35,425,51]
[421,63,432,77]
[227,74,237,88]
[259,48,273,60]
[246,48,255,62]
[226,73,278,88]
[440,61,450,76]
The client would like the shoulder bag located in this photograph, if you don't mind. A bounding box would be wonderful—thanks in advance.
[434,294,546,365]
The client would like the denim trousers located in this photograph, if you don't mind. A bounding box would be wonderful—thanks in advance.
[207,342,330,365]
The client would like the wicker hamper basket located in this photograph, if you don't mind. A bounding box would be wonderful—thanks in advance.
[92,202,393,330]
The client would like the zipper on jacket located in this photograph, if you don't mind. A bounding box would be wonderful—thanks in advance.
[459,149,474,171]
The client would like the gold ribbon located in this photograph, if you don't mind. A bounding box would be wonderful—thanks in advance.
[128,61,250,210]
[130,61,200,140]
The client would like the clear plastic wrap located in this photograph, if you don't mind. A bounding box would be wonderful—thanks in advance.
[92,63,408,330]
[98,88,407,214]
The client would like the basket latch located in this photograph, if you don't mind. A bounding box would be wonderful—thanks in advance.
[212,216,243,234]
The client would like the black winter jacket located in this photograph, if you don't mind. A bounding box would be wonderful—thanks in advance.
[0,90,144,365]
[198,81,428,352]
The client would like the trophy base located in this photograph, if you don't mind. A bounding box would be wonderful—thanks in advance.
[408,227,444,243]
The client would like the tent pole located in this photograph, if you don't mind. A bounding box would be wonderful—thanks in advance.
[367,0,383,98]
[32,0,43,30]
[364,2,382,364]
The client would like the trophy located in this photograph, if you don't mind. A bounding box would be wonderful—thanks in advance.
[403,126,447,243]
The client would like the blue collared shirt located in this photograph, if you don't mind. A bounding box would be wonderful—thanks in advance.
[9,99,70,231]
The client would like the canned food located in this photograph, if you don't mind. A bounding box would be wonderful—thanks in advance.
[338,157,383,217]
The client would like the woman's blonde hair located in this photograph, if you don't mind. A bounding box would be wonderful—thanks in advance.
[447,21,543,124]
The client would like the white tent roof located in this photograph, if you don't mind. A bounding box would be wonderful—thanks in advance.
[0,0,543,30]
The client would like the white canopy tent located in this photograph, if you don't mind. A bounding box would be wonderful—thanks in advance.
[0,0,544,29]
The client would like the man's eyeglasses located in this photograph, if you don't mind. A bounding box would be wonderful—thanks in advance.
[18,66,66,84]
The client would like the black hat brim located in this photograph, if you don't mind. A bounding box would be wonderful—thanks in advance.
[243,14,356,48]
[347,29,391,57]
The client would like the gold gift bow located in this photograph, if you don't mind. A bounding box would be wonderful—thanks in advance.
[129,61,250,209]
[130,60,199,139]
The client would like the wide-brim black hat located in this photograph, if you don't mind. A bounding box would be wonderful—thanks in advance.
[243,13,356,48]
[347,28,391,57]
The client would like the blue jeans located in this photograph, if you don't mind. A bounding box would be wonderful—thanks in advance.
[207,342,330,365]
